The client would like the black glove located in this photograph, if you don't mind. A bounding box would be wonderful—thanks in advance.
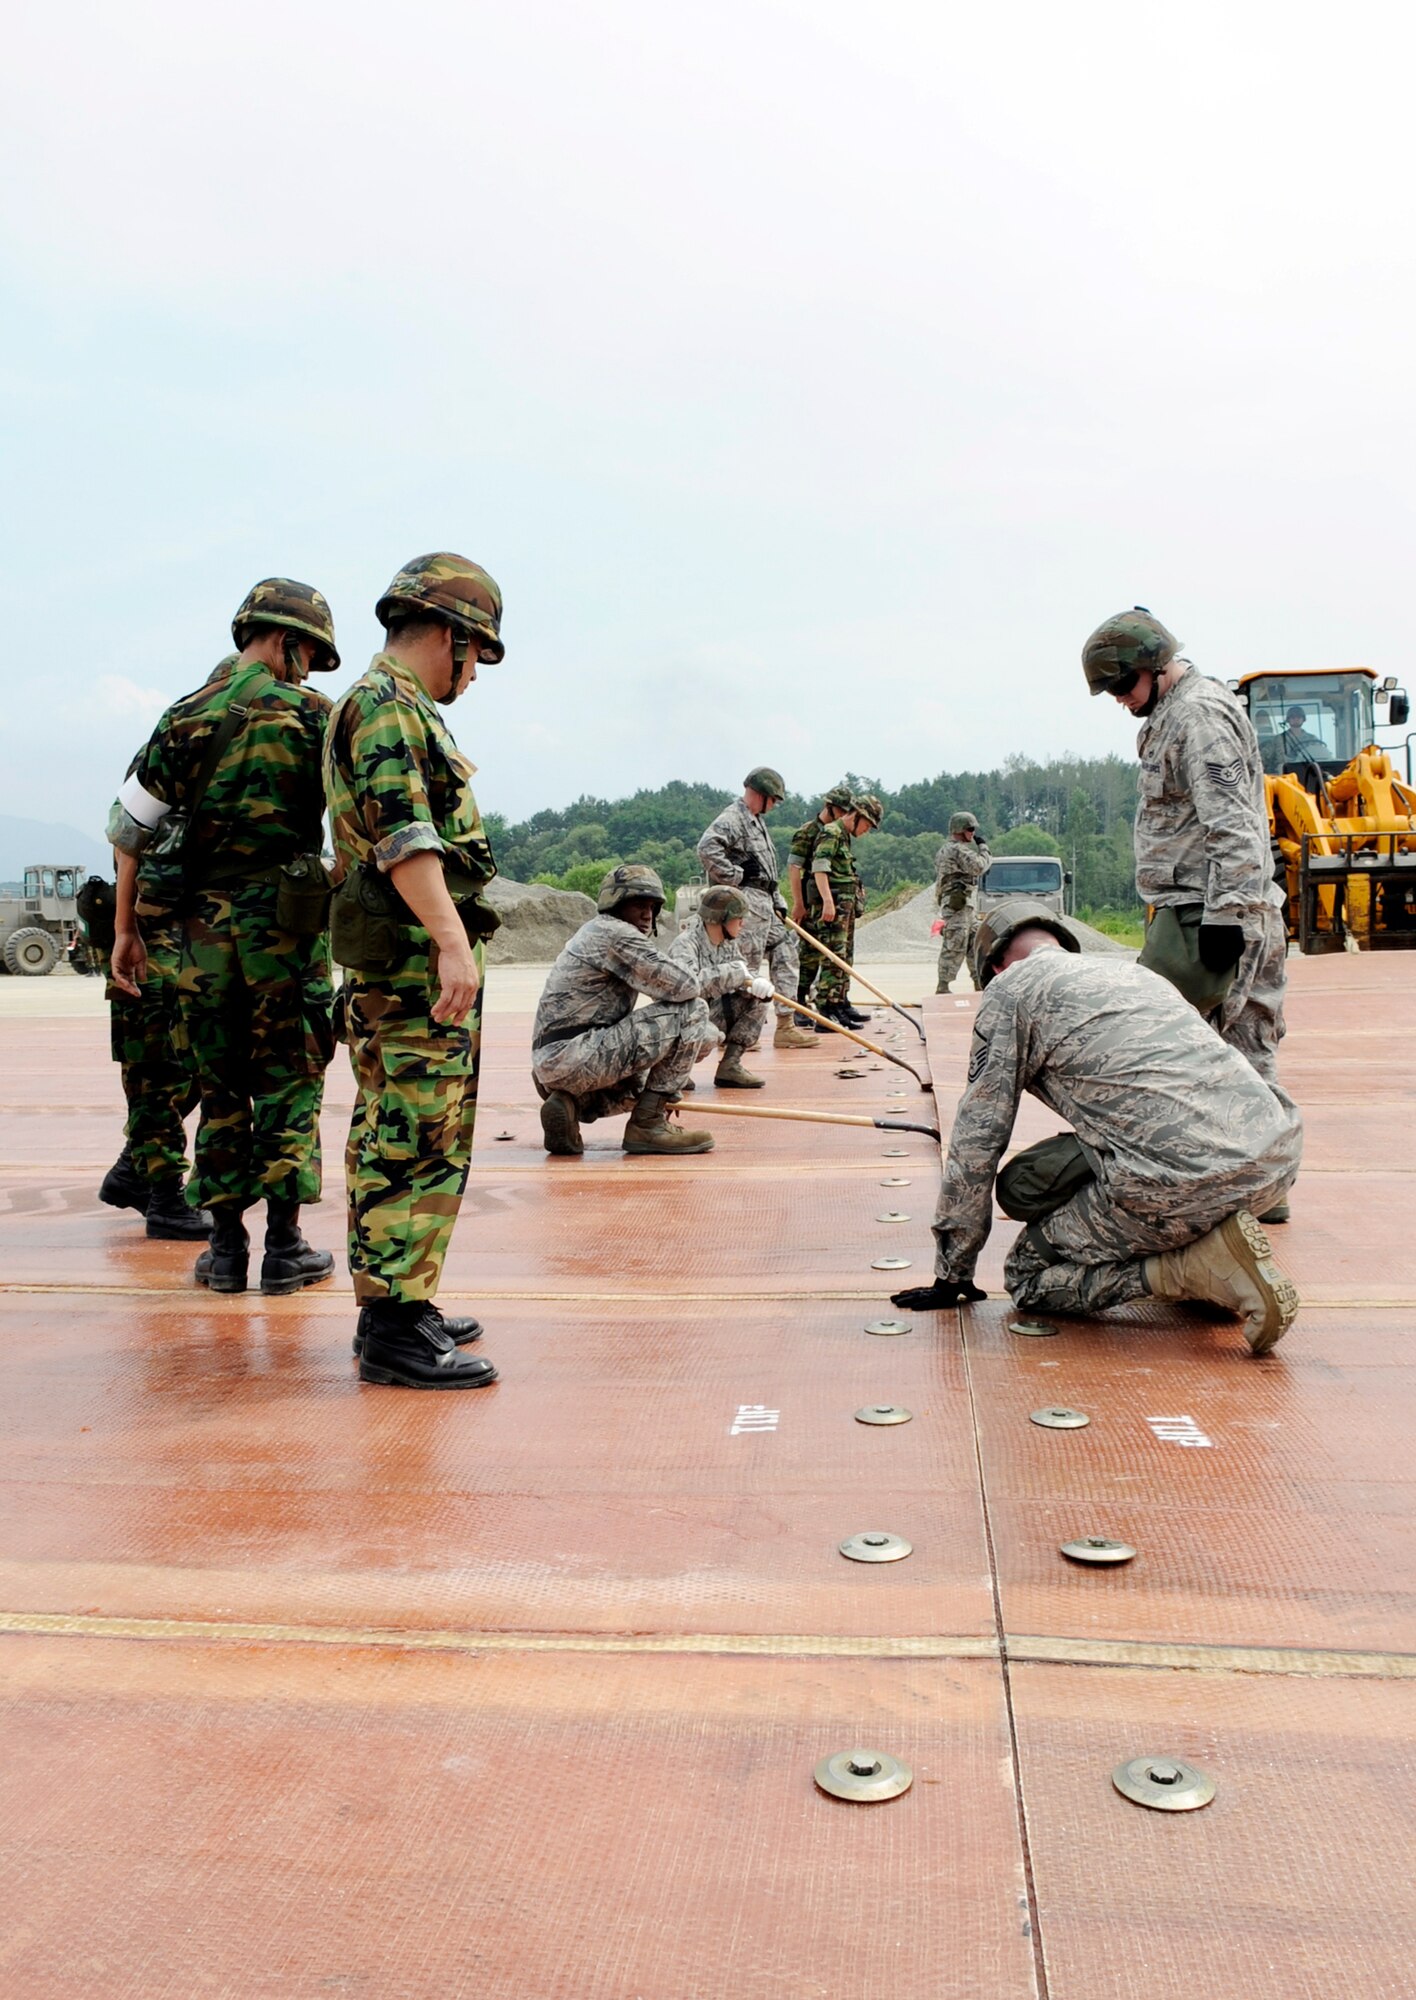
[737,857,765,889]
[1197,923,1245,974]
[890,1278,988,1311]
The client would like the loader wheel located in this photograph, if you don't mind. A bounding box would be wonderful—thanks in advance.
[3,928,60,976]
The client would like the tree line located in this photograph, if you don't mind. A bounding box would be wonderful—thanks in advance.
[483,754,1143,915]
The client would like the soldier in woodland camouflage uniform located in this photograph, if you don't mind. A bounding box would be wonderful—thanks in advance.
[933,811,990,993]
[697,769,814,1051]
[669,885,774,1088]
[788,783,854,926]
[799,794,880,1027]
[98,908,209,1240]
[1083,608,1291,1219]
[109,582,338,1296]
[325,554,506,1389]
[533,866,718,1154]
[891,901,1302,1354]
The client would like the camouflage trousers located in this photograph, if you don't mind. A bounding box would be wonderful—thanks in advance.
[106,917,200,1184]
[176,886,334,1212]
[738,890,799,1028]
[707,989,759,1056]
[1217,903,1288,1086]
[344,942,484,1306]
[1000,1157,1294,1318]
[533,997,713,1120]
[935,908,980,992]
[799,907,855,1006]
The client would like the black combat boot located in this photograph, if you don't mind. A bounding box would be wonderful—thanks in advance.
[99,1146,149,1216]
[352,1302,483,1358]
[357,1301,499,1389]
[145,1177,214,1241]
[194,1207,250,1293]
[260,1198,336,1296]
[841,1002,872,1028]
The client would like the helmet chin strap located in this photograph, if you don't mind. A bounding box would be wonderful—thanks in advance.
[282,633,306,681]
[439,632,471,705]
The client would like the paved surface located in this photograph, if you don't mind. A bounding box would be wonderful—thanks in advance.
[0,956,1413,1995]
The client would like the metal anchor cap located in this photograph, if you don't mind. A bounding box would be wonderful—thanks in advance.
[855,1404,912,1426]
[871,1256,912,1271]
[1009,1318,1058,1338]
[814,1748,914,1802]
[863,1318,911,1336]
[1061,1536,1137,1566]
[1030,1406,1091,1429]
[1112,1755,1215,1811]
[839,1530,913,1562]
[875,1211,912,1223]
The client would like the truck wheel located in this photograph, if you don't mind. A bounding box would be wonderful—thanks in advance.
[3,928,60,976]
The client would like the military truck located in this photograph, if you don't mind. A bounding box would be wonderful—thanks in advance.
[977,853,1070,920]
[0,864,87,975]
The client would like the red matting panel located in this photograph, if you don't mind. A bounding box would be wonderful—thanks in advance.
[0,1292,991,1638]
[1011,1661,1416,2000]
[0,1637,1036,2000]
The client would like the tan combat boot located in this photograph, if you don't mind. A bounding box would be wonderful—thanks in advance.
[623,1090,715,1155]
[1144,1211,1299,1356]
[714,1049,765,1088]
[773,1016,816,1049]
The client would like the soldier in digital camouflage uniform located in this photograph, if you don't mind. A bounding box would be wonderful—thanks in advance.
[533,866,718,1154]
[933,810,990,993]
[109,582,338,1296]
[668,885,774,1088]
[1083,608,1292,1219]
[325,554,506,1390]
[697,769,814,1052]
[799,793,879,1028]
[891,900,1302,1353]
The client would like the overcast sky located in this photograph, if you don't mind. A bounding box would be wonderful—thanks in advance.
[2,0,1412,838]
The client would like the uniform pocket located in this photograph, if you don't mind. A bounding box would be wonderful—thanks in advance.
[375,1032,473,1163]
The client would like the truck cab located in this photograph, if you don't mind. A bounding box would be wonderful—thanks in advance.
[978,854,1068,919]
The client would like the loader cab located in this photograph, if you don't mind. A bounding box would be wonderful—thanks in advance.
[1236,669,1410,781]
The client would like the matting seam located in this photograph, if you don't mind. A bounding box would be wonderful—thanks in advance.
[4,1611,1407,1680]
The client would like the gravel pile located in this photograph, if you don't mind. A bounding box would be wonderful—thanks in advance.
[855,887,1134,963]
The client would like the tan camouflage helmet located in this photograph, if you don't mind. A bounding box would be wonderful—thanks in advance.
[950,811,980,834]
[744,765,786,801]
[851,792,884,828]
[1081,606,1180,696]
[823,782,855,810]
[376,553,505,663]
[231,579,340,669]
[972,897,1079,988]
[699,885,749,927]
[597,863,666,915]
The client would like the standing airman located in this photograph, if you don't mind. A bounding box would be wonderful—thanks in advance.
[697,769,814,1051]
[933,811,990,993]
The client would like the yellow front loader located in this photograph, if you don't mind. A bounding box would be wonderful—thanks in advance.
[1234,667,1416,953]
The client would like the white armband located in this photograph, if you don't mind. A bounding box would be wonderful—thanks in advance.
[118,773,172,828]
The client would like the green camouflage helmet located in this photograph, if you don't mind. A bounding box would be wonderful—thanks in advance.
[950,811,980,834]
[597,863,666,914]
[231,578,340,669]
[376,553,505,663]
[973,897,1079,988]
[699,885,749,927]
[823,782,855,810]
[744,765,786,801]
[1081,606,1179,696]
[851,792,884,828]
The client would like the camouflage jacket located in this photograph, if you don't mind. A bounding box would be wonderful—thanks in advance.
[668,918,748,1001]
[324,654,496,889]
[1134,668,1282,925]
[789,815,830,874]
[933,836,990,910]
[697,800,783,909]
[108,657,329,912]
[806,820,860,909]
[932,951,1304,1282]
[533,915,702,1049]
